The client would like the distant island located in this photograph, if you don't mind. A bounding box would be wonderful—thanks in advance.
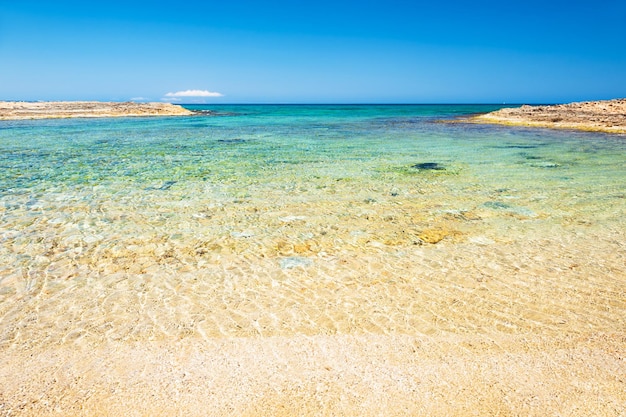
[0,101,193,120]
[473,98,626,134]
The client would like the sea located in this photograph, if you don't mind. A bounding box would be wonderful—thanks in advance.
[0,104,624,346]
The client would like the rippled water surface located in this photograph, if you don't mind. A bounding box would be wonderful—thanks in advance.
[1,104,625,347]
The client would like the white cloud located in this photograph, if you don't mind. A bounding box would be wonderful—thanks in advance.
[164,89,224,98]
[130,97,149,101]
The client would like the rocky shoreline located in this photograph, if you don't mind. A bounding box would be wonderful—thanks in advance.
[0,101,194,120]
[472,98,626,134]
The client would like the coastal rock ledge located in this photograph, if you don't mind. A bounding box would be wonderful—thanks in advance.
[473,98,626,134]
[0,101,194,120]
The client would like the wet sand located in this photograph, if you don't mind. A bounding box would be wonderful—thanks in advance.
[473,98,626,134]
[2,333,624,416]
[0,101,193,120]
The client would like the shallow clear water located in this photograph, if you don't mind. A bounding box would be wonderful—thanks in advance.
[0,105,625,346]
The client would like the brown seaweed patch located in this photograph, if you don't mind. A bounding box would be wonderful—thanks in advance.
[418,228,449,244]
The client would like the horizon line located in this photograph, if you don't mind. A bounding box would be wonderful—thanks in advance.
[175,102,544,106]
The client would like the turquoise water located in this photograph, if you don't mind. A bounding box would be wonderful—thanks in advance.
[0,104,625,344]
[3,104,624,198]
[2,104,624,230]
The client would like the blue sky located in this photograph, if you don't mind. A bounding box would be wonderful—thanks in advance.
[1,0,625,103]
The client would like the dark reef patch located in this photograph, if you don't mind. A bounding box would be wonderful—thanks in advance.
[217,138,247,144]
[495,144,540,149]
[411,162,446,171]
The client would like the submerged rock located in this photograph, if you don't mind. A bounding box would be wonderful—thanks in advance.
[483,201,512,210]
[498,144,539,149]
[417,229,449,244]
[279,257,314,269]
[482,201,537,217]
[279,215,307,223]
[231,231,254,238]
[529,161,560,168]
[412,162,445,171]
[468,236,495,245]
[145,180,177,191]
[217,138,247,144]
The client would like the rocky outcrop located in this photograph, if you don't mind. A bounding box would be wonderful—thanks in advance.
[0,101,194,120]
[473,99,626,134]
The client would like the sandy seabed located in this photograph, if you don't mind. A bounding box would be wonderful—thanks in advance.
[0,100,625,416]
[1,207,625,416]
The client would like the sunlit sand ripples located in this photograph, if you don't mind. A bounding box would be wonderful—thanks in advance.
[1,177,623,344]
